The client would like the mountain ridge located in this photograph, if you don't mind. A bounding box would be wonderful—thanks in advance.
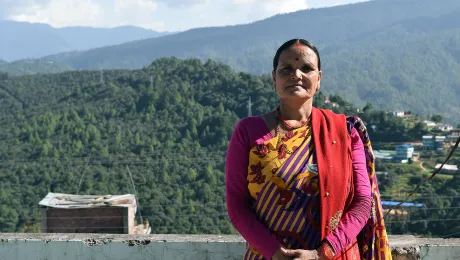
[19,0,460,72]
[0,20,172,61]
[1,0,459,123]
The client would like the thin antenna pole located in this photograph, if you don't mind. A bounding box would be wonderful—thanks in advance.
[126,165,143,224]
[76,153,92,195]
[248,96,252,117]
[99,70,104,85]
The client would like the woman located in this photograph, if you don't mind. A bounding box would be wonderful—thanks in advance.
[225,39,392,260]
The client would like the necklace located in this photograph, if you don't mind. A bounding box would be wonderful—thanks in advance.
[276,107,310,130]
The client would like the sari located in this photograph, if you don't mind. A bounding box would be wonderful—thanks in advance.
[243,108,392,260]
[348,116,392,260]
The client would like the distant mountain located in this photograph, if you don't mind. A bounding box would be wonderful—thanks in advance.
[2,0,460,123]
[0,20,172,61]
[0,59,72,76]
[24,0,460,73]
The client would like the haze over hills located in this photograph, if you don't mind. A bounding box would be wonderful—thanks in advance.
[16,0,460,73]
[1,0,460,123]
[0,20,172,61]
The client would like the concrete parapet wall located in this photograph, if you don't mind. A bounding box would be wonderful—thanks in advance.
[0,233,459,260]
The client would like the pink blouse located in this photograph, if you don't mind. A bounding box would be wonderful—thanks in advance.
[225,116,372,259]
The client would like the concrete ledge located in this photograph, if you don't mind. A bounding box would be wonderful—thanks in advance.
[0,233,459,259]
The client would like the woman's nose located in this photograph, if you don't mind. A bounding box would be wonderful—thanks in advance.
[294,69,303,79]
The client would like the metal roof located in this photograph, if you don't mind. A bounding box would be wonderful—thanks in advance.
[38,192,137,210]
[396,144,413,149]
[435,164,459,171]
[381,201,424,207]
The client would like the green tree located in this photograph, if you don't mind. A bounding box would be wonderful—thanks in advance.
[431,114,444,123]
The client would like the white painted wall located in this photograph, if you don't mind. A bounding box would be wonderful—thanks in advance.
[0,234,459,260]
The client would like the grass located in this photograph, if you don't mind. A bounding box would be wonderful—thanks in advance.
[378,162,453,200]
[435,174,454,180]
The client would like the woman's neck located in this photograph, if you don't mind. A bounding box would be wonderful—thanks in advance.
[278,99,313,122]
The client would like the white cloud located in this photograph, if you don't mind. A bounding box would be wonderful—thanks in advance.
[308,0,368,8]
[232,0,308,16]
[10,0,103,25]
[0,0,48,19]
[200,0,307,31]
[232,0,256,4]
[3,0,369,32]
[156,0,207,8]
[7,0,165,31]
[256,0,308,14]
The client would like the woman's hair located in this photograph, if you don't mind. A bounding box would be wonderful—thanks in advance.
[272,39,321,71]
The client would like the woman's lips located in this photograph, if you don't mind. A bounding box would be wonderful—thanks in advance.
[286,85,304,88]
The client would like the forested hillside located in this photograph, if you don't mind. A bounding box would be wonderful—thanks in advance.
[0,57,458,237]
[0,58,277,233]
[0,59,72,76]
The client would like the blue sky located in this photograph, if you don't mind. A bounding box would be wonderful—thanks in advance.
[0,0,369,32]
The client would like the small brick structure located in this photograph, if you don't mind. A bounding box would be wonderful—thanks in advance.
[39,193,149,234]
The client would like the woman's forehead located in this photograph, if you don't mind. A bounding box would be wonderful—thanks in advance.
[279,45,317,64]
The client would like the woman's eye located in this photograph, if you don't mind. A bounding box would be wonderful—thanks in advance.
[302,66,313,72]
[281,67,293,74]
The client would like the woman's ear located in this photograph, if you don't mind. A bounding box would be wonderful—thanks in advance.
[317,71,322,92]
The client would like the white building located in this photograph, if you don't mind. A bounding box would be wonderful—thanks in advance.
[423,120,437,127]
[447,129,460,143]
[395,144,414,161]
[434,124,453,132]
[423,135,435,150]
[374,150,394,163]
[389,111,405,117]
[435,136,447,150]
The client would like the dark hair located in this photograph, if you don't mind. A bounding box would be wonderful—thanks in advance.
[272,39,321,71]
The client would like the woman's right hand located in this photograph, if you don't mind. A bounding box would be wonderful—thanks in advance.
[271,248,293,260]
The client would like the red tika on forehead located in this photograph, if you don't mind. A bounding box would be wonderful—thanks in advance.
[295,41,301,47]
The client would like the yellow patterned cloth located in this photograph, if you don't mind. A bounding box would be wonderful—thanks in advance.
[245,126,322,259]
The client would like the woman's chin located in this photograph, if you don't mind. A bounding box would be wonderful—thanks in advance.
[282,91,314,101]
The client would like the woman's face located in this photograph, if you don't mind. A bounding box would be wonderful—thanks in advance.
[272,44,322,102]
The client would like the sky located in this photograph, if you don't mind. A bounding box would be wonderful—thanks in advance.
[0,0,369,32]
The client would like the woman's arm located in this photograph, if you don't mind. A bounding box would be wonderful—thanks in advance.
[226,120,281,259]
[323,127,372,254]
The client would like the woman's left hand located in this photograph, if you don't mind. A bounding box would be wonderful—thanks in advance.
[279,247,320,260]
